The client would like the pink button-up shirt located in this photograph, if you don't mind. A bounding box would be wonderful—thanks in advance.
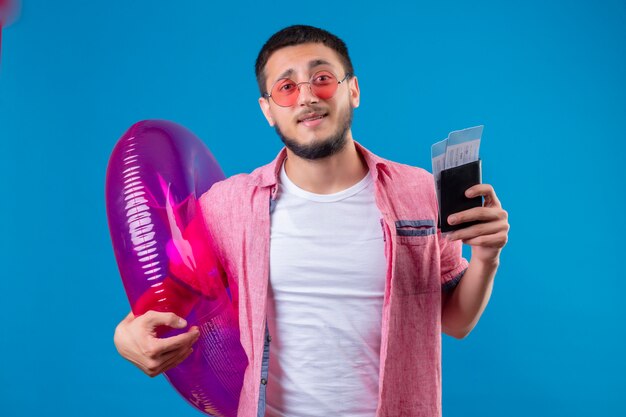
[199,141,468,417]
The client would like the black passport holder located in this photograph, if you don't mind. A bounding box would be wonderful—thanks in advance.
[438,159,483,233]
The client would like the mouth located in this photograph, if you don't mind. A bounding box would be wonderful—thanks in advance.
[297,112,328,127]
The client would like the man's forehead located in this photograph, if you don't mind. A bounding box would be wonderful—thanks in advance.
[265,43,343,79]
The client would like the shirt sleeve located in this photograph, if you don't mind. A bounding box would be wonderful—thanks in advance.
[438,229,469,293]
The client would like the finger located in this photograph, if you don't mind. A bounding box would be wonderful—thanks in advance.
[137,326,198,361]
[465,184,501,208]
[462,231,508,248]
[141,311,188,330]
[447,219,507,241]
[142,346,190,377]
[156,327,201,356]
[157,347,194,376]
[448,207,507,225]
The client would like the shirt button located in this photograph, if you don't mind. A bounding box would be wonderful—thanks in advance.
[267,335,272,342]
[261,378,267,385]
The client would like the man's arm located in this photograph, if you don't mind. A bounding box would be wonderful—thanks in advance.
[440,183,509,339]
[442,258,498,338]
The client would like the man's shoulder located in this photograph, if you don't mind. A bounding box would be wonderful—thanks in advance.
[200,172,255,206]
[209,172,254,194]
[386,158,432,177]
[369,153,438,214]
[360,143,432,181]
[198,160,273,210]
[197,172,256,230]
[375,153,434,186]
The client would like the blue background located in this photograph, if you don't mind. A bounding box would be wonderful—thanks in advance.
[1,1,624,416]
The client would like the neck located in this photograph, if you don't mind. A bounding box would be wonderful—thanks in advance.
[283,136,368,194]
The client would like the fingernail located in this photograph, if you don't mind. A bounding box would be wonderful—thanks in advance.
[465,190,473,197]
[448,216,456,224]
[178,318,187,327]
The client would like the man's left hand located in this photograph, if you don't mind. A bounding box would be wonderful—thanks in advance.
[446,184,509,264]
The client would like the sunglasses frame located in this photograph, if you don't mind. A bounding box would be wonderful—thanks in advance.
[263,71,352,107]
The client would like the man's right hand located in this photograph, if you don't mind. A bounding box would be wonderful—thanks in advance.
[113,310,201,377]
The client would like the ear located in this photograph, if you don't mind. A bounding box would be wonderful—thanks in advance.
[258,96,275,126]
[348,76,360,109]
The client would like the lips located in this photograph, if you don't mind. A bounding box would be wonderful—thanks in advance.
[300,115,324,122]
[298,112,328,127]
[297,112,328,123]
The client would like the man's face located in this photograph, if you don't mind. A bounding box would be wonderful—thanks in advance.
[258,43,360,160]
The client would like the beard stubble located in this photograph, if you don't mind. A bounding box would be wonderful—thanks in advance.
[274,105,354,160]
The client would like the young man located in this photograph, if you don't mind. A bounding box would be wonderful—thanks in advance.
[114,25,509,417]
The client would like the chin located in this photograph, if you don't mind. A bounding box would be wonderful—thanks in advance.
[273,107,353,160]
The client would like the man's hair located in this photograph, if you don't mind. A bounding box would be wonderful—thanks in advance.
[255,25,354,96]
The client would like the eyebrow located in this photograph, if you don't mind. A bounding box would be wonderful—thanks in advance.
[275,59,334,82]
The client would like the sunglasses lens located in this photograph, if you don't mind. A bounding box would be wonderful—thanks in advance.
[310,71,338,99]
[271,79,299,106]
[269,71,341,106]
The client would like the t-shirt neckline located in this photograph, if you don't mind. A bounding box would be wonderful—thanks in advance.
[279,160,372,203]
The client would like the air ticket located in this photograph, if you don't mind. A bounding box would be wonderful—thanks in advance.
[431,125,483,202]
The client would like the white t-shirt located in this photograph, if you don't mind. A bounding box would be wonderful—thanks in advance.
[266,161,387,417]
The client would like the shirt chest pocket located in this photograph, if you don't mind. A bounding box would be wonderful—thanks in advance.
[395,219,436,246]
[393,219,439,294]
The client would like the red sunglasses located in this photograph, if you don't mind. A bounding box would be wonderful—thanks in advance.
[264,71,351,107]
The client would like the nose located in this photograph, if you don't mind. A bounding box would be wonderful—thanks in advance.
[296,82,318,106]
